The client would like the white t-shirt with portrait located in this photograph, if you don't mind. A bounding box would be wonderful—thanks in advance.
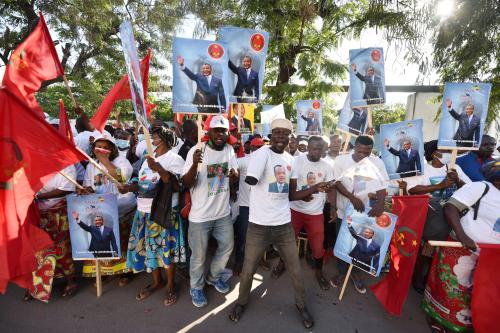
[37,165,77,210]
[182,143,238,223]
[290,154,334,215]
[247,146,295,226]
[237,155,251,207]
[333,153,389,219]
[448,181,500,245]
[406,163,471,200]
[136,150,185,213]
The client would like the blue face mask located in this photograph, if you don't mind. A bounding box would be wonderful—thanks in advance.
[116,139,130,150]
[138,134,145,142]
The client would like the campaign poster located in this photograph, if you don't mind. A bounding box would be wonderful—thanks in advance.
[296,100,323,135]
[67,193,120,260]
[438,82,492,150]
[172,37,231,114]
[349,48,386,107]
[334,204,397,277]
[119,21,149,128]
[218,26,269,103]
[261,104,286,137]
[380,119,425,179]
[229,103,255,133]
[337,90,368,136]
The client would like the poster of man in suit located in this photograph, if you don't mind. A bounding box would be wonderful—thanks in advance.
[229,103,254,133]
[172,37,231,113]
[67,193,120,259]
[218,26,269,103]
[380,119,425,179]
[438,83,492,150]
[334,204,396,277]
[296,100,323,135]
[337,90,368,136]
[349,48,386,107]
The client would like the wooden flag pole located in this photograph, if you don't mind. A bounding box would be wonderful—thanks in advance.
[95,260,103,297]
[448,149,458,169]
[76,147,121,185]
[196,116,203,172]
[141,125,154,156]
[237,104,241,133]
[62,75,78,109]
[343,133,351,153]
[428,240,463,248]
[59,171,84,190]
[338,264,353,301]
[367,107,374,138]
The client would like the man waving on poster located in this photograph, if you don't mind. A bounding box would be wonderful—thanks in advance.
[446,98,480,147]
[347,218,380,274]
[228,56,259,103]
[351,63,384,105]
[73,212,119,258]
[384,138,421,177]
[176,55,226,113]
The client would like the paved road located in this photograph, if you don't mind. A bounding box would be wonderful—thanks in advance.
[0,257,430,333]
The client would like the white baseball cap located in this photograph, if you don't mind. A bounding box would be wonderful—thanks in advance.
[299,140,308,146]
[93,133,117,146]
[209,115,229,130]
[271,118,293,131]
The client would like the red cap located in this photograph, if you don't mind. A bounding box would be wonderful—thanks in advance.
[250,137,265,146]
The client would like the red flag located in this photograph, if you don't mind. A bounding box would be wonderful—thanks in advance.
[1,13,63,117]
[471,244,500,333]
[0,88,86,293]
[369,195,429,316]
[90,48,151,132]
[146,102,156,119]
[58,99,74,145]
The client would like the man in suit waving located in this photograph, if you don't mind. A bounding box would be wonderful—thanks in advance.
[73,212,119,258]
[177,55,226,113]
[351,63,385,105]
[446,98,481,147]
[228,56,259,103]
[384,138,422,177]
[347,219,380,273]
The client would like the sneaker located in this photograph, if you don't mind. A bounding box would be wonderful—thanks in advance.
[329,275,345,288]
[350,274,366,294]
[190,288,208,308]
[206,278,230,294]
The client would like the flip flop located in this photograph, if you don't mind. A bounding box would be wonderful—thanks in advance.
[135,283,164,301]
[317,276,330,290]
[271,261,286,279]
[296,305,314,329]
[229,303,245,323]
[164,289,177,306]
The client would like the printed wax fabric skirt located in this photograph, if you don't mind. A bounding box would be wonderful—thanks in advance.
[126,207,186,273]
[82,208,135,277]
[30,199,74,302]
[422,245,476,332]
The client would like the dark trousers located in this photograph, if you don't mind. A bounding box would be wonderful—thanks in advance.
[237,222,306,307]
[323,203,337,250]
[234,206,249,265]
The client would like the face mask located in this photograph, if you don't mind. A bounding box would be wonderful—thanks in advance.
[438,153,452,165]
[138,134,145,142]
[116,139,129,150]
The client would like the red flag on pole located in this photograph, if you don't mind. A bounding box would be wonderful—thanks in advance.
[90,48,151,132]
[369,195,429,316]
[58,99,74,145]
[1,13,63,117]
[0,88,86,293]
[471,244,500,333]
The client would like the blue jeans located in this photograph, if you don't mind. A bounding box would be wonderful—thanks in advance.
[233,206,249,265]
[188,214,234,289]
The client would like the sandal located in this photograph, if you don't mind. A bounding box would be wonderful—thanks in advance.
[164,287,177,306]
[271,261,286,279]
[296,305,314,329]
[229,303,245,323]
[135,283,165,301]
[317,275,330,291]
[118,273,134,287]
[62,283,78,297]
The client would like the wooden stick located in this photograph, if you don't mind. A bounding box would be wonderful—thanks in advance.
[367,107,373,129]
[76,147,120,185]
[59,171,84,190]
[428,240,463,248]
[343,133,351,153]
[236,104,241,133]
[399,188,404,196]
[449,149,458,169]
[142,125,154,156]
[339,264,353,301]
[197,116,203,172]
[95,260,103,297]
[62,75,78,109]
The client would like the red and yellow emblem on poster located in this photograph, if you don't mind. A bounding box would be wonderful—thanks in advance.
[207,43,224,59]
[250,33,265,52]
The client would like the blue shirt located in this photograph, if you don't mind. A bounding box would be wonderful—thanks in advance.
[456,152,494,181]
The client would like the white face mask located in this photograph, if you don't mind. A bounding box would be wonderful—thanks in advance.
[438,153,452,165]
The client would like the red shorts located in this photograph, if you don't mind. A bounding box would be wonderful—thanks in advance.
[291,209,324,259]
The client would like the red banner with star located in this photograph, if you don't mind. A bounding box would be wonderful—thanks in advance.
[370,195,429,316]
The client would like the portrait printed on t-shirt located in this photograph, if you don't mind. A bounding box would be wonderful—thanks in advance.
[268,164,290,193]
[207,162,229,196]
[300,171,319,190]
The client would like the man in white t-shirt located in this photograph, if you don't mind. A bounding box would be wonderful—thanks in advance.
[182,115,239,308]
[229,119,328,329]
[290,136,335,290]
[330,135,389,294]
[233,137,265,275]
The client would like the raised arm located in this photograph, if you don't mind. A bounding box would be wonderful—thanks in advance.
[228,59,238,74]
